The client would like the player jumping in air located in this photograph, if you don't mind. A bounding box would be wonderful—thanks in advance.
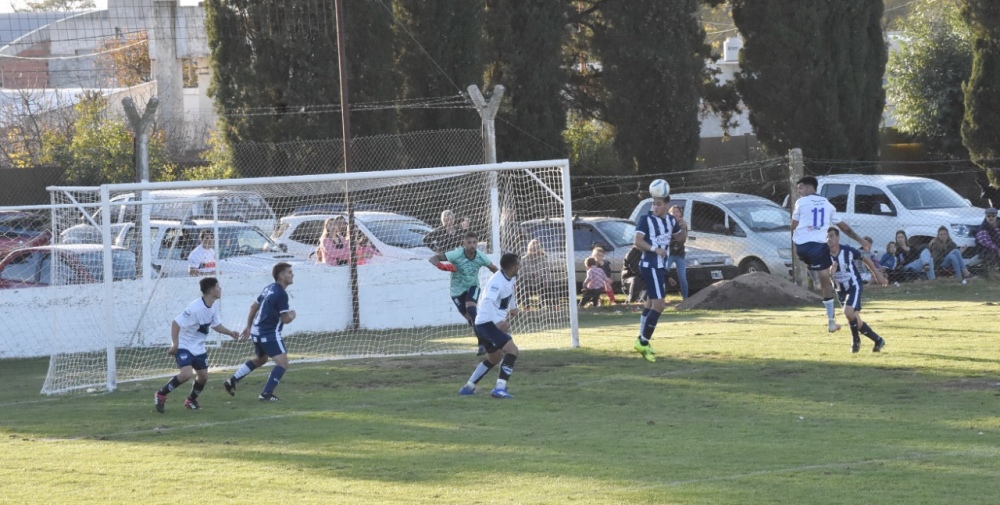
[154,277,241,413]
[633,192,685,362]
[222,262,296,401]
[790,176,871,333]
[827,228,888,353]
[459,253,521,398]
[429,231,498,356]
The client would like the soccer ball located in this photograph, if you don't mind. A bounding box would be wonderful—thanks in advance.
[649,179,670,198]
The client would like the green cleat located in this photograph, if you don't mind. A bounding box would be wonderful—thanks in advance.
[634,338,656,363]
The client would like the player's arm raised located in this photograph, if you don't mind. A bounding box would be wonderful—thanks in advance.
[836,222,871,251]
[168,320,180,356]
[428,252,455,272]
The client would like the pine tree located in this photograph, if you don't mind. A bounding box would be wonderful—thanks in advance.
[960,0,1000,173]
[393,0,483,132]
[730,0,887,160]
[484,0,566,162]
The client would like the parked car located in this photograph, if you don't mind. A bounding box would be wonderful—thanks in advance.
[0,244,136,288]
[0,211,51,258]
[630,193,794,279]
[93,189,278,235]
[272,211,436,261]
[520,216,738,294]
[811,175,983,262]
[59,222,130,245]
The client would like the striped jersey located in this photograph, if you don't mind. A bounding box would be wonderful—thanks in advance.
[634,211,681,269]
[830,244,864,290]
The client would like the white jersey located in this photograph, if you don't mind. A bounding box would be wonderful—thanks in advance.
[792,194,842,245]
[476,270,517,325]
[188,245,217,274]
[173,297,222,355]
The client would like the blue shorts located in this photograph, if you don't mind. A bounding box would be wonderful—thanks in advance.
[796,242,833,271]
[175,349,208,371]
[640,266,668,300]
[451,286,480,316]
[837,283,862,311]
[252,332,287,358]
[474,322,511,353]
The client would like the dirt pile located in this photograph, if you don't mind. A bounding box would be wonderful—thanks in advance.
[676,272,822,311]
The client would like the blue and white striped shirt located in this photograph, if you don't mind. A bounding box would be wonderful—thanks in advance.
[634,212,681,269]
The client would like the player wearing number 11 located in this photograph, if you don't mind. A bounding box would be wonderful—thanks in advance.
[791,176,870,333]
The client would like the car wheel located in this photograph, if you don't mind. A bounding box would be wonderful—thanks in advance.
[740,258,769,275]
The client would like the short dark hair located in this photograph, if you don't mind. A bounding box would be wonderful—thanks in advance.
[500,252,519,270]
[827,227,840,236]
[585,257,597,267]
[199,276,218,294]
[272,262,292,281]
[464,231,478,240]
[199,229,214,240]
[797,176,818,189]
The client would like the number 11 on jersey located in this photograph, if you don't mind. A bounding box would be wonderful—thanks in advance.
[811,207,825,228]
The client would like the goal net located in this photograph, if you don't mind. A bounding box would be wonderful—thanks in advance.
[33,160,576,394]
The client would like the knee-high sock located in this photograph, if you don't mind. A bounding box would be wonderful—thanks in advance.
[231,360,258,383]
[849,321,861,345]
[859,323,881,342]
[158,376,182,396]
[639,308,650,337]
[641,310,661,342]
[466,359,495,385]
[495,353,518,390]
[823,298,835,320]
[262,366,285,395]
[188,380,206,400]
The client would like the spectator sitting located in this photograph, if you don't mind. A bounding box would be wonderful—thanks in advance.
[879,242,903,282]
[975,207,1000,277]
[519,239,555,308]
[423,209,465,254]
[587,246,617,305]
[316,216,350,266]
[580,257,611,307]
[857,235,880,284]
[928,225,972,283]
[621,246,647,303]
[895,230,934,281]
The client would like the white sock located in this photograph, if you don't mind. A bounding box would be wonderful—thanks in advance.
[823,299,835,320]
[233,363,253,380]
[495,378,507,390]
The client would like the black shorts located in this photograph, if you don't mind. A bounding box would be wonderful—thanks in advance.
[474,321,511,353]
[451,286,480,316]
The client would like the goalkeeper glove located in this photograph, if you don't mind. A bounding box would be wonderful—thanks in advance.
[437,262,457,272]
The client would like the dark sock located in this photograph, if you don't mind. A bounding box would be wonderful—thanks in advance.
[498,353,518,381]
[468,359,496,384]
[158,376,182,396]
[262,366,286,395]
[188,380,206,400]
[642,310,661,340]
[849,321,861,346]
[859,323,881,342]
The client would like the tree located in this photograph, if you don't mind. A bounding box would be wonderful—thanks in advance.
[11,0,94,12]
[40,92,176,186]
[484,0,566,162]
[886,0,971,159]
[960,0,1000,174]
[730,0,887,161]
[589,0,709,174]
[392,0,483,132]
[204,0,398,176]
[95,31,151,87]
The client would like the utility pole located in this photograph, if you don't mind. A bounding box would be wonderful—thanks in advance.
[123,96,159,290]
[334,0,360,329]
[468,84,505,254]
[788,148,806,288]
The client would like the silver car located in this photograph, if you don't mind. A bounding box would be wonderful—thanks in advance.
[630,193,794,280]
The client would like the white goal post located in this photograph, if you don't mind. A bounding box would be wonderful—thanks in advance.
[24,159,577,394]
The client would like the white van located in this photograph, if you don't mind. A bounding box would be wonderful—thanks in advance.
[96,190,278,235]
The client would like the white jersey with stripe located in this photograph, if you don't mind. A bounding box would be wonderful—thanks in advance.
[792,194,842,245]
[634,212,681,269]
[174,297,221,355]
[831,244,864,290]
[476,270,517,325]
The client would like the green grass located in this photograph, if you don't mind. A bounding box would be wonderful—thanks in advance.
[1,280,999,504]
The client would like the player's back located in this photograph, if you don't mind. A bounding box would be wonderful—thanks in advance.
[793,194,839,245]
[252,282,287,336]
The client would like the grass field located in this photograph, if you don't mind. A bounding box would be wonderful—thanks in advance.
[1,280,998,504]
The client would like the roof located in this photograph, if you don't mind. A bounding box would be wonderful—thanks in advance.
[817,174,930,184]
[671,192,782,205]
[0,11,80,47]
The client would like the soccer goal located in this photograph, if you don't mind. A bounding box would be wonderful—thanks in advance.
[30,160,577,394]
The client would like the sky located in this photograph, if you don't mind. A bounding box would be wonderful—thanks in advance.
[0,0,202,14]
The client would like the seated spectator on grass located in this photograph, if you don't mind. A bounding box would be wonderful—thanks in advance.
[878,242,902,283]
[857,235,881,284]
[519,239,555,308]
[928,225,972,283]
[895,230,934,281]
[580,257,611,307]
[975,207,1000,277]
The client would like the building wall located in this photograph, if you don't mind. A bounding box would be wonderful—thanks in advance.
[0,40,50,88]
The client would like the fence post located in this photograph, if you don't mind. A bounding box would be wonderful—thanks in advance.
[788,148,807,288]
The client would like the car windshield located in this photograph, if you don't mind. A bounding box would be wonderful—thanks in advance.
[728,202,791,232]
[72,250,137,281]
[593,220,636,247]
[362,219,431,248]
[887,181,968,210]
[216,227,281,258]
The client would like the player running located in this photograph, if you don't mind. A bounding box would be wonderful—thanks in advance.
[827,228,888,353]
[633,192,685,362]
[154,277,240,413]
[429,231,498,356]
[459,253,521,399]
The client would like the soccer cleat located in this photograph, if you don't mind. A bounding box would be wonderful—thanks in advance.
[490,387,513,399]
[634,338,656,363]
[223,379,236,396]
[851,344,860,354]
[184,398,200,410]
[873,338,886,353]
[476,345,487,356]
[258,392,281,402]
[154,392,166,413]
[828,321,842,333]
[459,384,476,395]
